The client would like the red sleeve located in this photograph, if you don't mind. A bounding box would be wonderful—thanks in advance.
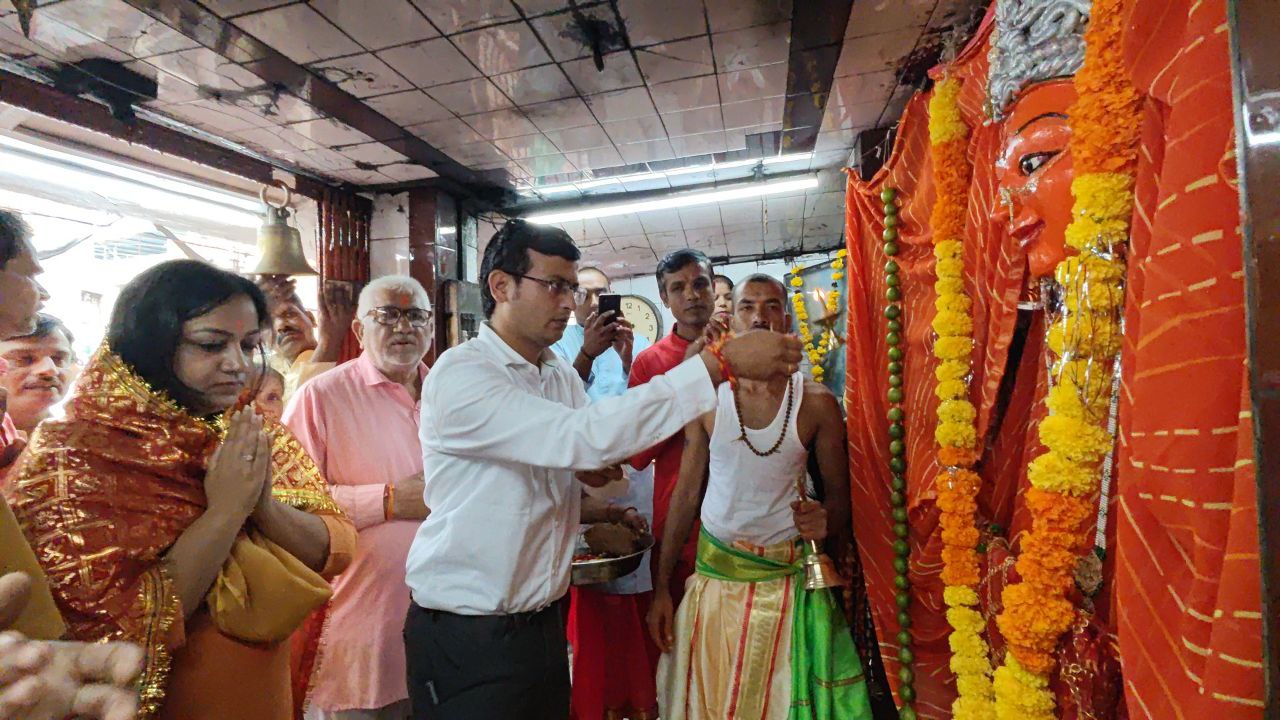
[627,350,655,389]
[628,350,664,470]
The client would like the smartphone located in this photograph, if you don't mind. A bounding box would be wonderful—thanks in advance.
[597,293,622,321]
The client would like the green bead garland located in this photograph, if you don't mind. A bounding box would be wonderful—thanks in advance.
[880,186,915,719]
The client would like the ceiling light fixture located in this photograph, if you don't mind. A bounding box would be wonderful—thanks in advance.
[519,151,816,197]
[0,133,261,228]
[524,175,820,225]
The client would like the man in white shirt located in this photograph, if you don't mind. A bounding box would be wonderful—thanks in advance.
[404,220,802,720]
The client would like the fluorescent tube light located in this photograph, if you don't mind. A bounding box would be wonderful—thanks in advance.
[525,176,820,225]
[519,152,815,197]
[0,133,262,227]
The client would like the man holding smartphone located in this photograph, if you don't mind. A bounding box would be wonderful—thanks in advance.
[552,267,638,386]
[549,267,657,720]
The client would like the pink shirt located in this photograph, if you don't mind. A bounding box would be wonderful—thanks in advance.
[283,352,427,711]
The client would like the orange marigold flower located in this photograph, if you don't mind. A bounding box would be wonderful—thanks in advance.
[939,446,981,468]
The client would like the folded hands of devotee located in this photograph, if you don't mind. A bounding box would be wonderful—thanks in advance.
[576,463,625,488]
[208,408,272,521]
[0,573,143,720]
[791,500,828,542]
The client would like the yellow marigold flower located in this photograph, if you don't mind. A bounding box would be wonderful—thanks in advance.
[1058,359,1114,407]
[1047,313,1121,358]
[928,77,968,144]
[946,606,985,633]
[933,310,974,337]
[1062,271,1125,312]
[1038,415,1113,464]
[1045,385,1089,421]
[936,360,969,382]
[935,379,966,401]
[939,399,977,425]
[953,695,997,720]
[832,271,845,281]
[993,663,1055,720]
[936,422,977,449]
[1071,172,1135,220]
[934,239,963,261]
[1026,450,1097,496]
[836,249,848,258]
[936,256,965,280]
[831,258,845,270]
[1055,254,1125,286]
[789,277,804,288]
[1064,218,1129,253]
[955,677,994,699]
[944,585,979,608]
[936,293,973,314]
[934,336,973,360]
[936,277,966,297]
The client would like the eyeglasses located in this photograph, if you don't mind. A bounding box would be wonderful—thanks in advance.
[509,273,590,303]
[366,306,432,328]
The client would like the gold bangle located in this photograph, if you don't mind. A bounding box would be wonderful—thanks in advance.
[384,484,395,521]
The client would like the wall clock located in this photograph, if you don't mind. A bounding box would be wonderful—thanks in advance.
[621,294,663,345]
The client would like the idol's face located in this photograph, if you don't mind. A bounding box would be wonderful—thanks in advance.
[994,79,1078,279]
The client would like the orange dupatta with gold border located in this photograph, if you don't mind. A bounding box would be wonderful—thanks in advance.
[2,346,345,718]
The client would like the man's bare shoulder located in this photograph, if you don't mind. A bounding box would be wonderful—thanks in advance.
[798,379,842,425]
[802,379,838,405]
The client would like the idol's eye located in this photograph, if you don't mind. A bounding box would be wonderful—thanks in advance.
[1019,151,1058,176]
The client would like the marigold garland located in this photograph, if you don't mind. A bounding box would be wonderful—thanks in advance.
[991,0,1141,716]
[927,75,995,720]
[788,253,845,381]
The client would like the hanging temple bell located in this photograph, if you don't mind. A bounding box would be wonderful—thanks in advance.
[251,180,316,277]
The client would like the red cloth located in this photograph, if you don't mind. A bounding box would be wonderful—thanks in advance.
[628,328,697,603]
[1113,0,1263,714]
[568,588,659,720]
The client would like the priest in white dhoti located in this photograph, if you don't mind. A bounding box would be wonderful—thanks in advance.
[648,275,873,720]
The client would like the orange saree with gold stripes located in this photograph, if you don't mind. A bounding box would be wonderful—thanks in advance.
[3,346,352,719]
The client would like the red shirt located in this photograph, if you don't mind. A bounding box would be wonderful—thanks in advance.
[628,328,701,600]
[628,329,691,534]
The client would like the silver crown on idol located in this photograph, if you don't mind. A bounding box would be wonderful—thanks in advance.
[986,0,1092,120]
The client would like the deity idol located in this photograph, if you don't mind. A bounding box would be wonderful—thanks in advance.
[978,1,1124,717]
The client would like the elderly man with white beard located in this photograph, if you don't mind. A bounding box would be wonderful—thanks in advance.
[284,275,433,720]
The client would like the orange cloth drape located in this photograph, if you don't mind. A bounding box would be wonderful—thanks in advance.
[844,0,1262,717]
[1114,0,1263,715]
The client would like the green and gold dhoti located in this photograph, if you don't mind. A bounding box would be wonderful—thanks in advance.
[657,529,873,720]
